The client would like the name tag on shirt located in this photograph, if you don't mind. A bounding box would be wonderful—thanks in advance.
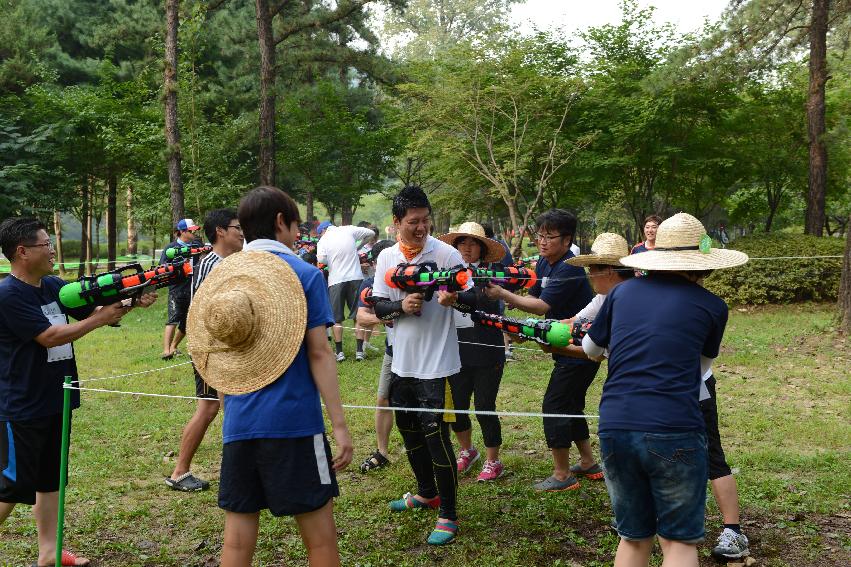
[41,302,73,362]
[541,276,550,289]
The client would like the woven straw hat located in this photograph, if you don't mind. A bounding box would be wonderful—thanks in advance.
[619,213,749,271]
[187,250,307,395]
[438,222,505,263]
[566,233,629,267]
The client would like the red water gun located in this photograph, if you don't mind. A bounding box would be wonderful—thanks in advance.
[470,263,537,292]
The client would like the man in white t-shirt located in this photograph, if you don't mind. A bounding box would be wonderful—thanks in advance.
[370,186,466,546]
[316,222,377,361]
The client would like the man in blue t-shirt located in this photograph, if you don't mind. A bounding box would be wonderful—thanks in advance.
[0,217,156,567]
[216,186,353,567]
[485,209,598,492]
[583,212,748,567]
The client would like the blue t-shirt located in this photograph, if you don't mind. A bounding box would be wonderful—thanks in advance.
[588,274,728,433]
[630,242,649,254]
[0,276,94,420]
[496,239,513,266]
[528,251,595,366]
[221,251,335,443]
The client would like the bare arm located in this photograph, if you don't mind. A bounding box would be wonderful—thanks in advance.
[305,325,352,471]
[34,303,128,348]
[356,306,382,327]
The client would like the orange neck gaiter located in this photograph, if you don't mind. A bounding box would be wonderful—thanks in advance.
[399,241,423,262]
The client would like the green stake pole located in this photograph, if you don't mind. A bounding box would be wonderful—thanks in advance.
[57,375,72,567]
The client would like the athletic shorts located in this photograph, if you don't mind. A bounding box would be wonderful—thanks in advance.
[377,353,393,400]
[194,364,218,400]
[328,279,362,323]
[0,414,69,505]
[218,433,339,516]
[167,290,191,333]
[700,375,732,480]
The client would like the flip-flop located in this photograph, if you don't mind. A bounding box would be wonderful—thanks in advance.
[31,548,91,566]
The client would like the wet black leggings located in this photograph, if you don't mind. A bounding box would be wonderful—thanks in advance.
[389,374,458,521]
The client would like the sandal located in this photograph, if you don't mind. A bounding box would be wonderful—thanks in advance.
[164,472,210,492]
[30,549,91,566]
[427,519,458,545]
[389,492,440,512]
[359,450,390,473]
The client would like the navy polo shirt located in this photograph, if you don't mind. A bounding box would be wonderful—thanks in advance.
[588,274,728,433]
[0,276,95,420]
[528,251,594,366]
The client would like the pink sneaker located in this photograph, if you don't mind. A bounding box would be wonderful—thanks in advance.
[477,460,504,482]
[456,447,480,474]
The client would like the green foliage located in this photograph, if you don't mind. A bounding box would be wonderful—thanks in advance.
[704,234,845,304]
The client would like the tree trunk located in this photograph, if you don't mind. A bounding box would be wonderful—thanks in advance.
[78,184,89,279]
[164,0,185,227]
[126,184,138,256]
[839,213,851,333]
[107,173,117,270]
[256,0,276,186]
[86,181,94,276]
[341,203,354,225]
[306,190,314,224]
[805,0,829,236]
[53,210,66,277]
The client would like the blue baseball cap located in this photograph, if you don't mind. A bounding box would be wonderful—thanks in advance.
[317,221,333,235]
[176,218,200,232]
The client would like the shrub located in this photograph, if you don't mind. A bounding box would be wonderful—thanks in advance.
[704,234,845,305]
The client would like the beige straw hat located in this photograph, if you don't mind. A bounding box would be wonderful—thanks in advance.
[566,233,630,267]
[618,213,749,271]
[187,250,307,395]
[438,222,505,263]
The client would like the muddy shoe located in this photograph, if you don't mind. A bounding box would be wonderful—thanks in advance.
[712,528,749,560]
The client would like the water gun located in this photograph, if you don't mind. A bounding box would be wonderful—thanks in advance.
[317,262,329,279]
[470,263,537,292]
[359,284,377,307]
[514,254,540,268]
[469,310,572,348]
[570,317,593,346]
[384,262,470,304]
[165,244,212,260]
[59,260,192,309]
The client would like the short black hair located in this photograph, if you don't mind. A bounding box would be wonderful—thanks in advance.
[535,209,577,245]
[369,239,395,263]
[392,185,431,221]
[204,208,238,245]
[0,217,47,261]
[238,186,302,243]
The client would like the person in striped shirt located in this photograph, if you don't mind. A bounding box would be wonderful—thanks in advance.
[165,209,244,492]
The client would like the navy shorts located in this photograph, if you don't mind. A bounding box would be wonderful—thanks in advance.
[218,433,339,516]
[700,375,732,480]
[166,290,191,333]
[0,414,69,505]
[193,364,218,400]
[599,430,707,543]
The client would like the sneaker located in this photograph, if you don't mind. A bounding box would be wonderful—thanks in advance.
[712,528,749,560]
[165,472,210,492]
[569,462,604,480]
[456,447,480,474]
[355,351,365,361]
[504,349,514,361]
[365,342,380,352]
[427,519,458,545]
[533,475,580,492]
[336,352,346,362]
[477,460,504,482]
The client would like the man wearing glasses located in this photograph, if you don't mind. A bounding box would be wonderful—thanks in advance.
[166,209,243,492]
[0,217,155,566]
[160,218,203,360]
[485,209,598,492]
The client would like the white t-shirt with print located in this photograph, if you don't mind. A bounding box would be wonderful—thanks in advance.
[316,225,376,287]
[372,236,467,379]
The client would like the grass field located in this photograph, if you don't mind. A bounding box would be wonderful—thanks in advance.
[1,301,849,566]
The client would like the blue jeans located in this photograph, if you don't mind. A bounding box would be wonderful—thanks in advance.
[599,430,707,543]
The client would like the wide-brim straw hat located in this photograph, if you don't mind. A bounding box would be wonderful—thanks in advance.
[618,213,749,271]
[187,250,307,395]
[438,222,505,263]
[566,233,629,267]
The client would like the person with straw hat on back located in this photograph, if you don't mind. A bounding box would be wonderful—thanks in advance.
[582,213,748,567]
[189,186,353,567]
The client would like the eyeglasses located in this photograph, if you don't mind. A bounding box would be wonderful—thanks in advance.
[227,224,243,232]
[534,233,565,243]
[23,241,55,250]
